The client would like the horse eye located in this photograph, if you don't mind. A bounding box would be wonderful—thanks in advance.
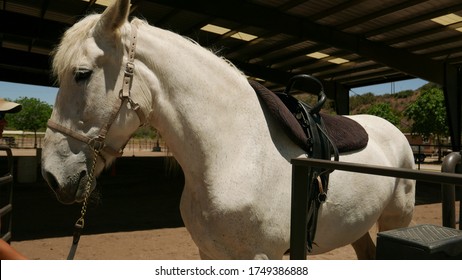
[74,69,93,83]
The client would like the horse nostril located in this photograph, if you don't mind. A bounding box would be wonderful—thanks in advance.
[44,171,60,192]
[79,170,87,180]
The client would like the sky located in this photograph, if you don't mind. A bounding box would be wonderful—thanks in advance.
[0,78,429,106]
[350,78,428,96]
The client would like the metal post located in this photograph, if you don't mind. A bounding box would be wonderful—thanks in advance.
[441,152,461,229]
[418,145,422,170]
[290,157,462,257]
[290,164,312,259]
[0,146,14,242]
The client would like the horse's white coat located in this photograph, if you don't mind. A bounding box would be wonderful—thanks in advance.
[41,0,415,259]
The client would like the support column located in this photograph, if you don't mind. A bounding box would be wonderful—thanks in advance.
[324,81,350,115]
[443,65,461,151]
[334,83,350,115]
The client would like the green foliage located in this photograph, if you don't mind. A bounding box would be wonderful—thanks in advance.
[394,90,414,99]
[349,92,375,111]
[7,97,52,132]
[418,82,442,92]
[403,87,449,140]
[132,126,158,139]
[365,102,400,126]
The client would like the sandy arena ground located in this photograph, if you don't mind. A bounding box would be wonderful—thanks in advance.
[5,149,459,260]
[10,202,459,260]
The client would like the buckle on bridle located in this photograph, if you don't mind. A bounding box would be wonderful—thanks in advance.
[124,62,135,76]
[88,136,105,152]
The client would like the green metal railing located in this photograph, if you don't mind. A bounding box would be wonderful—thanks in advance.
[290,155,462,260]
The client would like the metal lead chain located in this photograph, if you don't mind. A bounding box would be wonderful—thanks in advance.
[67,148,99,260]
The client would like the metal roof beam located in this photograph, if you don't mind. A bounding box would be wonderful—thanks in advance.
[309,0,365,22]
[150,0,445,84]
[0,10,67,43]
[0,47,52,86]
[336,0,424,31]
[364,3,462,38]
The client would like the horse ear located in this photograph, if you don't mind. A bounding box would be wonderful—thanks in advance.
[98,0,131,33]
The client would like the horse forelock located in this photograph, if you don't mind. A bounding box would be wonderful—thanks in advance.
[52,14,136,84]
[52,15,97,82]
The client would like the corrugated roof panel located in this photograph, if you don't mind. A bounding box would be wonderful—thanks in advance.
[4,1,41,17]
[227,33,296,60]
[314,1,402,27]
[44,11,78,25]
[131,2,178,25]
[159,9,208,34]
[287,0,340,18]
[252,40,318,64]
[414,39,462,56]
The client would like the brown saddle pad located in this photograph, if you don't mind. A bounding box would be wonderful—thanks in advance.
[250,80,368,153]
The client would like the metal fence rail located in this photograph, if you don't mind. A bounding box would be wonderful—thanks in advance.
[1,136,165,152]
[290,157,462,260]
[0,146,14,242]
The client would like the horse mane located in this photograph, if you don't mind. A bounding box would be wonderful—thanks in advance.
[52,14,245,86]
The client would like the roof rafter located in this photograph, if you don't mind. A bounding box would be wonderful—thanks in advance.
[149,0,446,84]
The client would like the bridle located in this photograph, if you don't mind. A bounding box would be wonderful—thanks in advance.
[47,25,145,162]
[46,25,145,259]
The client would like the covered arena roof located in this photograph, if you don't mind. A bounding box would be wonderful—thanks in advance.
[1,0,462,148]
[1,0,462,91]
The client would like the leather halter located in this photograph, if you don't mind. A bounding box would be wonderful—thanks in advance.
[47,25,146,160]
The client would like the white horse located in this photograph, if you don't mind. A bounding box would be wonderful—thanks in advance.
[41,0,415,260]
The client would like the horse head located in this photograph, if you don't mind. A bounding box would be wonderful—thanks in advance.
[42,0,146,204]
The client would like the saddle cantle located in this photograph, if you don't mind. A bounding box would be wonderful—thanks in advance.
[250,75,369,251]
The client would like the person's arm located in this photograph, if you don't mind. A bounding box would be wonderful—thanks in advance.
[0,239,27,260]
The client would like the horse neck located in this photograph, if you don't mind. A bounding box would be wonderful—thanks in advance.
[136,23,268,182]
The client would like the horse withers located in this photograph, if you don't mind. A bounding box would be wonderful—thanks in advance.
[41,0,415,260]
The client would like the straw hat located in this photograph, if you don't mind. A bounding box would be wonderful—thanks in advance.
[0,98,22,113]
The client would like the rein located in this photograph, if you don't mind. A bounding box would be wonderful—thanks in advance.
[46,25,144,260]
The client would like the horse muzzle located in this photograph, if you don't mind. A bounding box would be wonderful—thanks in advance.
[42,169,91,204]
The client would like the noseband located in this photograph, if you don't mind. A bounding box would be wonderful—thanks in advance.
[47,25,145,161]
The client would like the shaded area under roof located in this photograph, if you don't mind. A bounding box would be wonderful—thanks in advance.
[1,0,461,148]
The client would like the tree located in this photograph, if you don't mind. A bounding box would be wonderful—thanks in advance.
[7,97,52,148]
[365,102,400,127]
[404,87,449,160]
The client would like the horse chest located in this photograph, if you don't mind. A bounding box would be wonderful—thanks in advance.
[179,182,289,259]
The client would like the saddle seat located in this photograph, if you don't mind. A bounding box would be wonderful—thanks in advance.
[249,80,368,154]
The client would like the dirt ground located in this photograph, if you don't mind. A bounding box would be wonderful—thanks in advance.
[4,152,460,260]
[10,202,459,260]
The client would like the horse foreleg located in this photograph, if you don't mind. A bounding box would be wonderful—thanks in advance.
[351,232,376,260]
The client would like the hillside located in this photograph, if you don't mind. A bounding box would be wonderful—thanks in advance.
[349,82,443,132]
[349,89,418,132]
